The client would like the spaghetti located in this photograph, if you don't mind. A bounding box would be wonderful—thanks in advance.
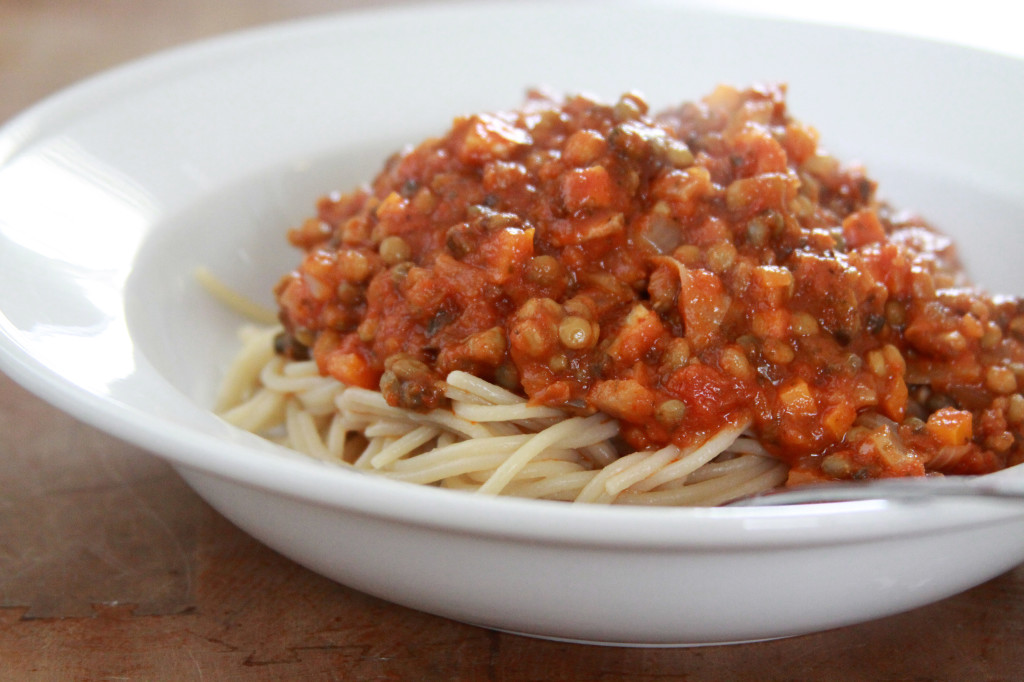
[218,325,787,504]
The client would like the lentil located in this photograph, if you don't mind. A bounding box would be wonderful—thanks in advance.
[558,315,597,350]
[378,235,412,265]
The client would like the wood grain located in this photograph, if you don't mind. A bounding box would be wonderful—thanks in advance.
[2,2,1024,679]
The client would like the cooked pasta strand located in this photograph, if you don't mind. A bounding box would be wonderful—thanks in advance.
[216,326,787,505]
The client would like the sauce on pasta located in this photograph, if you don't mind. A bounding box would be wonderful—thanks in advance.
[272,84,1024,486]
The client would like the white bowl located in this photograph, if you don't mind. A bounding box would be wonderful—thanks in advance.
[2,1,1024,646]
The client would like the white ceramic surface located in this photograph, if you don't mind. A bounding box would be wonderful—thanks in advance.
[2,1,1024,645]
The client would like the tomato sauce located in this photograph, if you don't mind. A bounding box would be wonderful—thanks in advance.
[275,84,1024,483]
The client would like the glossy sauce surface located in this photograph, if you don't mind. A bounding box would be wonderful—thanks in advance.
[276,85,1024,482]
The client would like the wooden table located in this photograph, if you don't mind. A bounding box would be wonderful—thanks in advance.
[2,2,1023,679]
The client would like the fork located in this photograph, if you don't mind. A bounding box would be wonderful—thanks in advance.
[729,475,1024,506]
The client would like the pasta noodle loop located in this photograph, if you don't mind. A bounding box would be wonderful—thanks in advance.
[217,325,787,505]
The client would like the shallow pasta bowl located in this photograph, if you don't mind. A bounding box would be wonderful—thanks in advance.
[3,1,1024,646]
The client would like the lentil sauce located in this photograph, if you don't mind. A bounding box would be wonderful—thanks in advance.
[275,84,1024,484]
